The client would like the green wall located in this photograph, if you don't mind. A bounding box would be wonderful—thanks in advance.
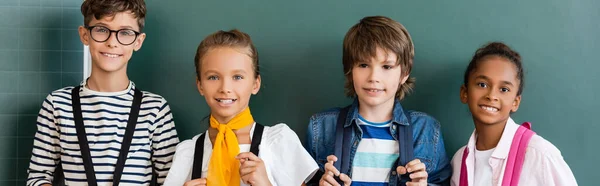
[128,0,598,184]
[0,0,84,184]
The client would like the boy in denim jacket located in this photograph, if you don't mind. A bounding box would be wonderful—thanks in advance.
[306,16,451,186]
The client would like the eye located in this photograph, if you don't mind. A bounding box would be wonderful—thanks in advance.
[477,82,487,88]
[500,87,510,92]
[94,27,109,33]
[119,30,136,36]
[383,65,394,70]
[207,75,218,80]
[357,63,368,68]
[233,75,244,80]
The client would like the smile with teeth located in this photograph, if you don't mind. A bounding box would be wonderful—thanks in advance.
[480,105,499,112]
[365,88,384,92]
[216,98,237,104]
[101,52,122,58]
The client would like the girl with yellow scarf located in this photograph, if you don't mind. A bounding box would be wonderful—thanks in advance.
[164,29,319,186]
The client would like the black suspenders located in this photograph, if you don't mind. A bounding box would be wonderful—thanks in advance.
[191,123,265,179]
[70,85,143,186]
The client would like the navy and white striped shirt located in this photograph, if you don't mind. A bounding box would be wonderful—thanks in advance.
[27,81,179,186]
[351,115,398,186]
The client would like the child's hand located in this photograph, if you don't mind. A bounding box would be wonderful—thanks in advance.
[183,178,207,186]
[236,152,272,186]
[396,159,428,186]
[320,155,351,186]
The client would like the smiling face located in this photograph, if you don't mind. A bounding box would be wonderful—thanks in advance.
[196,47,261,123]
[352,47,409,110]
[461,56,522,126]
[78,11,146,76]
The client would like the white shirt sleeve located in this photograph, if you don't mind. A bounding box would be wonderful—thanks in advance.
[541,152,578,185]
[261,124,319,185]
[163,135,198,186]
[164,125,319,186]
[523,135,578,186]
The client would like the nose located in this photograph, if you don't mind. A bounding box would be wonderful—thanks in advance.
[105,32,119,48]
[218,78,232,94]
[485,89,499,101]
[367,67,380,83]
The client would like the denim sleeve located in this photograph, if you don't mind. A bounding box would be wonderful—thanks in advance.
[427,119,452,186]
[304,115,325,186]
[305,115,318,164]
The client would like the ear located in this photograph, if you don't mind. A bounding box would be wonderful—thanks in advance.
[511,95,521,112]
[196,78,205,96]
[133,33,146,51]
[460,85,468,104]
[78,26,90,46]
[400,74,410,84]
[251,75,261,95]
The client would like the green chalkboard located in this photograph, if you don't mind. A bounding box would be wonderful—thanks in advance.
[0,0,84,185]
[128,0,598,185]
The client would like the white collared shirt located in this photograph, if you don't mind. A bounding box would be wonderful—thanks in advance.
[164,123,319,186]
[451,118,578,186]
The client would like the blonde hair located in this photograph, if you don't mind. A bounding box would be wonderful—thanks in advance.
[194,29,259,80]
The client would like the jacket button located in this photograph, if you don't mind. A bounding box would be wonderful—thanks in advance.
[354,141,358,146]
[392,125,397,130]
[391,170,397,175]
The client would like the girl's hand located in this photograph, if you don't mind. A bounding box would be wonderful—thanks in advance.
[237,152,272,186]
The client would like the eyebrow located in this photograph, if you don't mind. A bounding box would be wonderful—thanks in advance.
[473,75,515,86]
[473,75,490,81]
[202,69,219,75]
[383,60,396,65]
[232,69,248,74]
[91,22,135,30]
[501,81,515,87]
[357,60,396,65]
[203,69,248,75]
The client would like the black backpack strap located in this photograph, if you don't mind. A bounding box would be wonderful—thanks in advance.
[249,123,264,155]
[71,86,143,186]
[307,106,352,186]
[71,86,98,186]
[112,88,143,186]
[191,123,265,179]
[332,106,352,184]
[191,132,206,179]
[396,110,415,184]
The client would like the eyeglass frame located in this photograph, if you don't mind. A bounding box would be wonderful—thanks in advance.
[85,25,142,46]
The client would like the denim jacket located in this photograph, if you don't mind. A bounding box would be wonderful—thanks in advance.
[305,99,451,186]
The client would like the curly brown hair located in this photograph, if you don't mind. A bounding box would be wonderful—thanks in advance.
[81,0,146,31]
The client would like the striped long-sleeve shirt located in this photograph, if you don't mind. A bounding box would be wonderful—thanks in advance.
[27,81,179,186]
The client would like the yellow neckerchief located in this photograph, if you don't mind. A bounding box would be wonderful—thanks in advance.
[207,107,254,186]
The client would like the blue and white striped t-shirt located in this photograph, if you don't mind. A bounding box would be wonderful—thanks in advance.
[351,115,399,186]
[27,81,179,186]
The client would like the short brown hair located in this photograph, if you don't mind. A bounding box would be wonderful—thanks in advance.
[194,29,259,80]
[81,0,147,31]
[343,16,415,100]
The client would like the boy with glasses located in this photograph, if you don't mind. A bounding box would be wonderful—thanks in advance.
[27,0,179,185]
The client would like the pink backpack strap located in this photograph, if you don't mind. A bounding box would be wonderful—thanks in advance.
[501,122,535,186]
[459,147,469,186]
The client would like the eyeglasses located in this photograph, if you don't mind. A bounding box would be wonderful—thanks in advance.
[86,26,141,45]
